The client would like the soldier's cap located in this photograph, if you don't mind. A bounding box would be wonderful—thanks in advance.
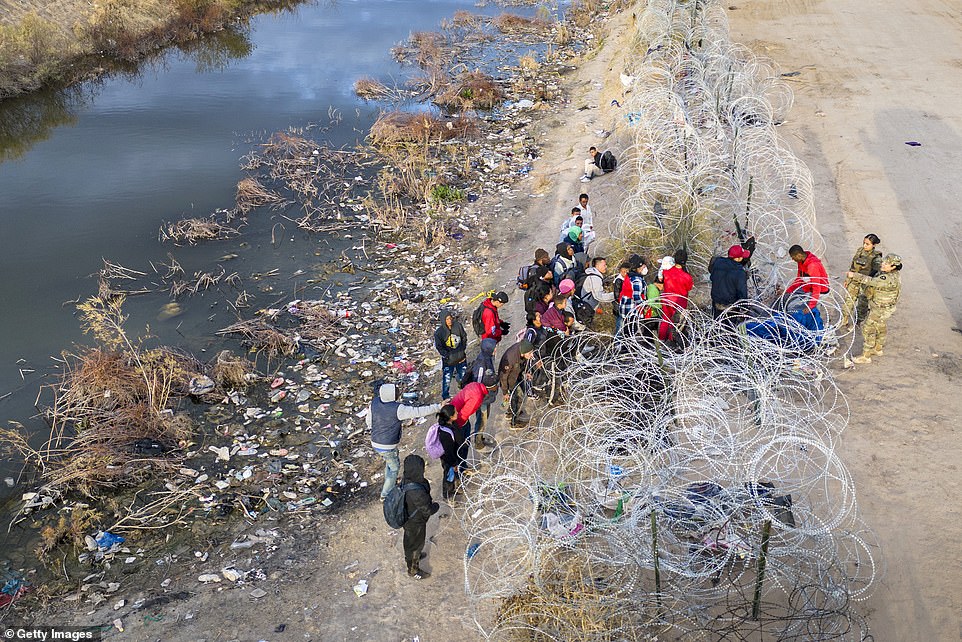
[882,253,902,268]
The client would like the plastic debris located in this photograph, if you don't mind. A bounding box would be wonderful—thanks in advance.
[353,579,368,597]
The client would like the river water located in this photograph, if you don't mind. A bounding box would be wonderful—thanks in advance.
[0,0,517,494]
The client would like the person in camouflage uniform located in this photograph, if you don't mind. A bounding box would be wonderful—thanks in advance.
[840,234,882,327]
[848,253,902,364]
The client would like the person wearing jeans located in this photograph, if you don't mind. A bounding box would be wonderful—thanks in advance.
[434,308,467,400]
[367,382,440,499]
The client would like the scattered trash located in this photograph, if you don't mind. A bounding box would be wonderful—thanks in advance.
[188,375,216,395]
[249,588,268,599]
[905,141,922,147]
[198,574,222,583]
[95,531,125,550]
[353,579,368,597]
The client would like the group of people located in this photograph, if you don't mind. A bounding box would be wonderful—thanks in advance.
[370,174,905,579]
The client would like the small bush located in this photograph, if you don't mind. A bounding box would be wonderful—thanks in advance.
[430,184,465,204]
[368,111,479,147]
[435,71,503,111]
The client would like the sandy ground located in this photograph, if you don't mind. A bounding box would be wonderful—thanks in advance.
[27,1,962,640]
[727,1,962,640]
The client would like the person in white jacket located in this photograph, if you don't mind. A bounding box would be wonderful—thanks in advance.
[580,257,614,311]
[574,193,596,251]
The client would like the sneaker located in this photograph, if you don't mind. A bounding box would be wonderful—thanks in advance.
[872,349,883,356]
[852,354,872,364]
[408,567,431,580]
[580,175,591,183]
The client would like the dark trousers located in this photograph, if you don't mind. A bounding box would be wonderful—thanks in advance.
[403,520,427,569]
[441,463,457,499]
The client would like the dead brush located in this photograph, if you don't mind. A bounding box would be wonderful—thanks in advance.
[368,111,479,147]
[235,177,289,214]
[492,13,552,35]
[211,349,252,390]
[216,319,297,358]
[6,297,206,498]
[435,70,504,111]
[158,215,241,245]
[569,0,598,28]
[353,77,405,101]
[35,506,102,563]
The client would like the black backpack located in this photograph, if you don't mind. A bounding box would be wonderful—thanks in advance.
[570,296,596,327]
[599,150,617,173]
[471,301,486,337]
[383,482,426,529]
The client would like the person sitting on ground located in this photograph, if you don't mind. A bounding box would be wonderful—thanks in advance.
[659,254,694,342]
[617,255,649,335]
[479,291,510,343]
[462,338,499,450]
[433,307,467,400]
[840,234,882,327]
[400,454,439,580]
[612,261,630,334]
[541,296,570,333]
[582,146,604,182]
[435,405,465,502]
[368,382,440,500]
[575,193,596,250]
[559,211,584,243]
[498,340,536,427]
[566,226,585,255]
[785,244,830,311]
[552,242,577,285]
[710,245,750,320]
[581,256,615,314]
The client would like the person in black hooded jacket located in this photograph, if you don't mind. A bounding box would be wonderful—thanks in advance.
[435,405,466,501]
[434,307,467,400]
[401,454,439,579]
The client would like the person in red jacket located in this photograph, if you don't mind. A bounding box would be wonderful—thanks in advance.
[450,381,498,465]
[659,254,694,342]
[480,292,509,343]
[451,381,493,429]
[785,245,829,309]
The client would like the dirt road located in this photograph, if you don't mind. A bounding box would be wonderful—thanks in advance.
[728,1,962,639]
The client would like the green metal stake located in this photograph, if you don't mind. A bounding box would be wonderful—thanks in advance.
[651,509,662,612]
[751,520,773,620]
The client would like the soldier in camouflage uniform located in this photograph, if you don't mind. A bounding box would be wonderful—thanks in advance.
[840,234,882,327]
[847,253,902,364]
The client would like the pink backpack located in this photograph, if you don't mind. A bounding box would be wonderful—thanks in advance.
[425,423,454,460]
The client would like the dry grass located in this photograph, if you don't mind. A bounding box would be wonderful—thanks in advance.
[158,214,242,244]
[435,70,504,111]
[211,349,252,389]
[353,76,408,101]
[368,111,479,147]
[492,13,552,35]
[236,176,290,213]
[0,297,207,498]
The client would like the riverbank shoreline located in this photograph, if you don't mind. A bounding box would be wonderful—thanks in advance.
[0,0,301,100]
[0,1,633,638]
